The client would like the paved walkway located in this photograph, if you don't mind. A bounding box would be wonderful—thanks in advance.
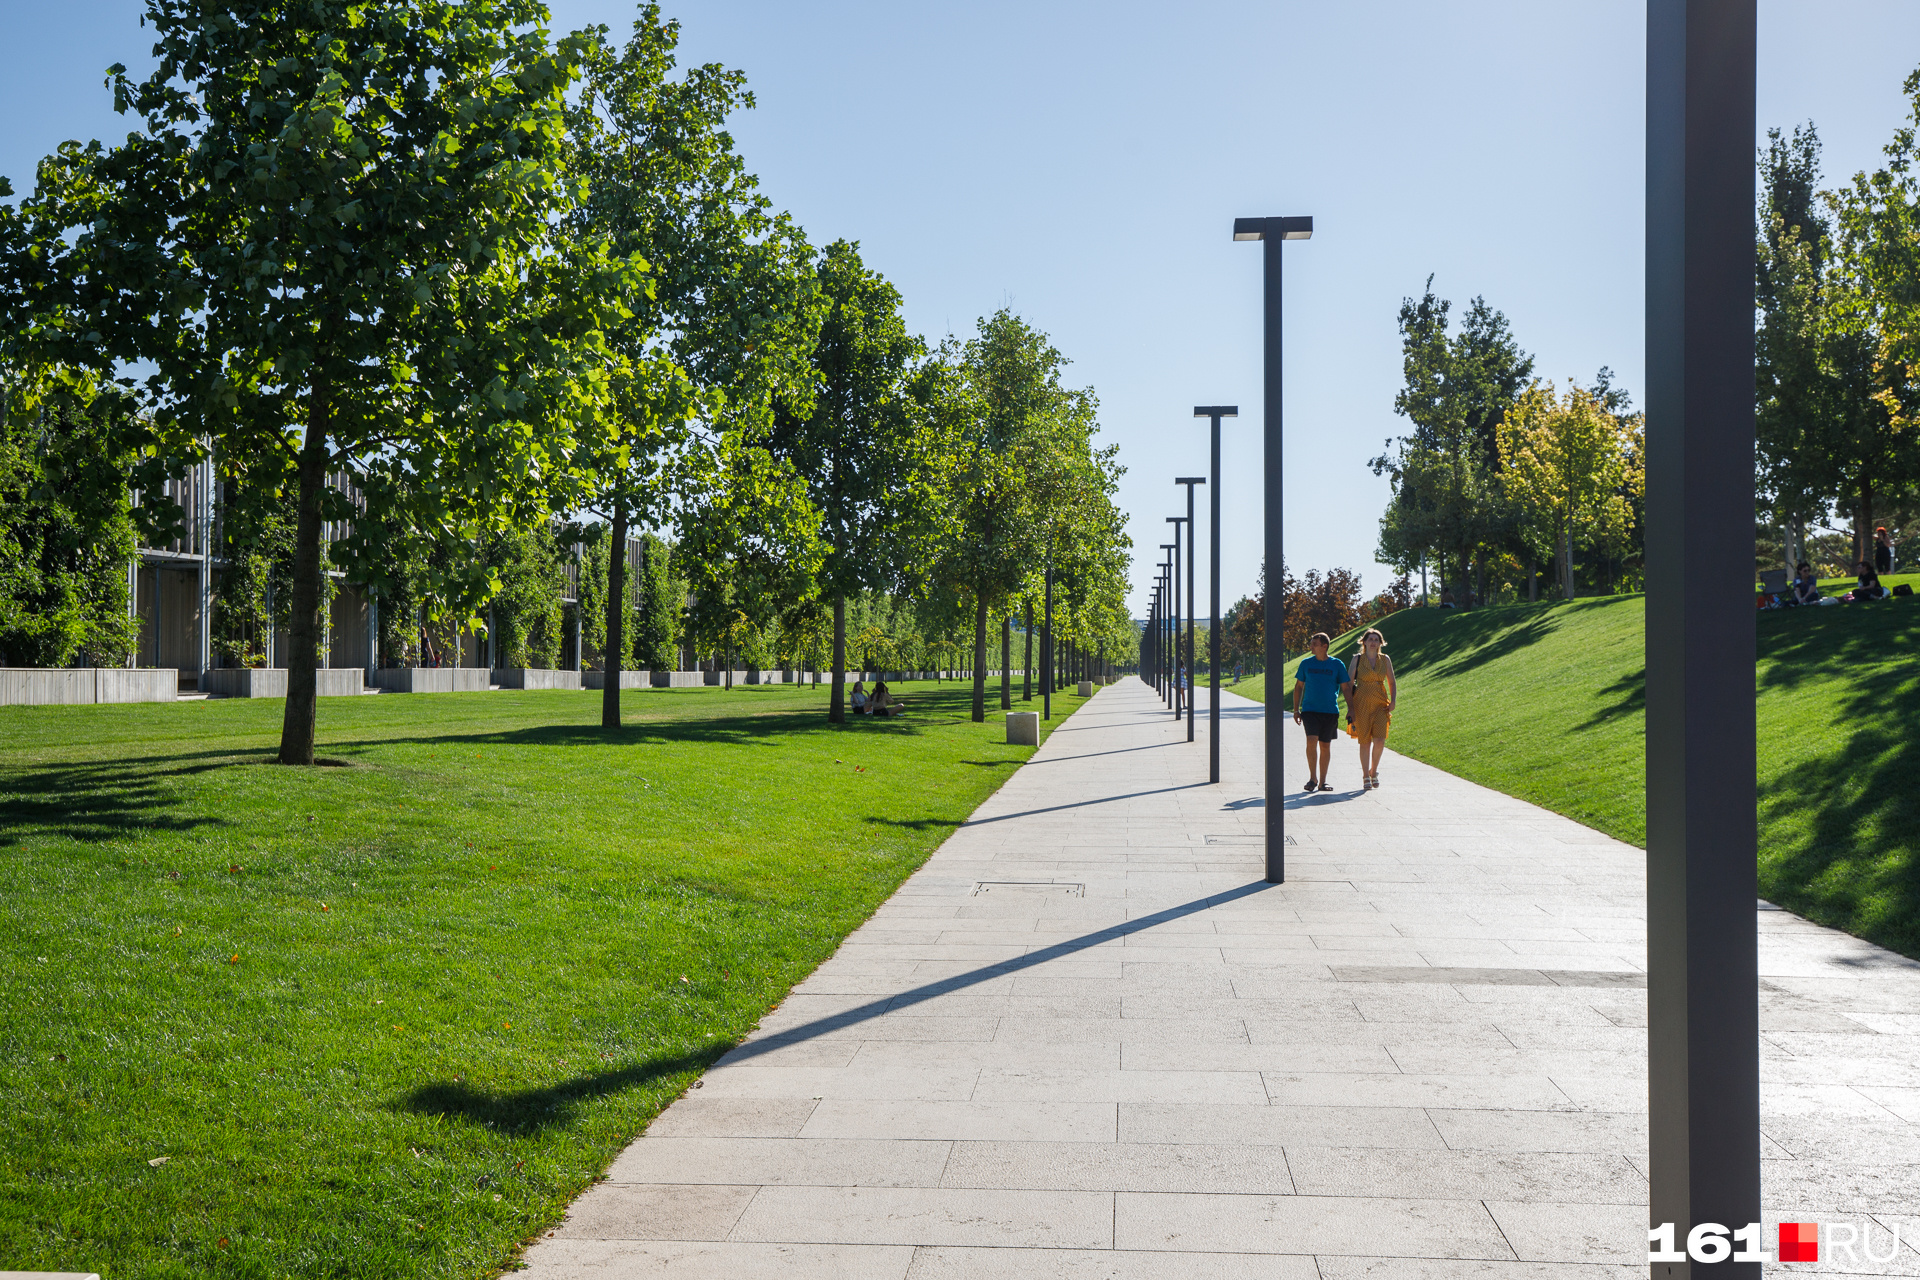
[521,678,1920,1278]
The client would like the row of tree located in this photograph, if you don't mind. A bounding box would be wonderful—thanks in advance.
[1755,110,1920,573]
[1369,279,1644,609]
[1372,67,1920,602]
[0,2,1136,762]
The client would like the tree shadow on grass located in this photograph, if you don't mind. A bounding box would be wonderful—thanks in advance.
[0,751,240,847]
[1419,608,1568,680]
[397,1047,722,1135]
[1757,616,1920,960]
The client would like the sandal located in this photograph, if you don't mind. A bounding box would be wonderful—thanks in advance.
[1303,779,1318,792]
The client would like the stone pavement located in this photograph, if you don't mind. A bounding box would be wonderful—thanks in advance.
[520,678,1920,1278]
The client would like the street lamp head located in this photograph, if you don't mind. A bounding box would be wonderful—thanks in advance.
[1232,216,1313,242]
[1193,406,1239,418]
[1166,516,1187,524]
[1175,476,1206,486]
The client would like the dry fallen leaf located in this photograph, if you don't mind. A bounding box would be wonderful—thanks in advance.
[228,954,240,964]
[148,1156,170,1167]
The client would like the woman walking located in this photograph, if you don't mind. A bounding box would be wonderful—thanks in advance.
[1348,629,1397,789]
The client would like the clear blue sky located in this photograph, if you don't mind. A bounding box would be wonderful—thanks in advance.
[7,2,1920,616]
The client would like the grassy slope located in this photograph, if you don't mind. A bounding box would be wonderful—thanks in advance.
[0,679,1086,1280]
[1235,587,1920,959]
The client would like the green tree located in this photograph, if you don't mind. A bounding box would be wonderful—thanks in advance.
[1373,281,1534,605]
[566,7,819,726]
[1498,382,1634,601]
[769,240,938,721]
[46,0,629,763]
[0,376,142,666]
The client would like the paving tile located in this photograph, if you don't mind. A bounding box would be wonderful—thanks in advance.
[697,1065,979,1102]
[1265,1072,1575,1111]
[1285,1147,1646,1203]
[1427,1109,1648,1155]
[645,1098,819,1139]
[1114,1191,1514,1257]
[1484,1201,1646,1264]
[553,1183,758,1240]
[606,1137,951,1187]
[516,1239,915,1278]
[1120,1103,1446,1149]
[941,1139,1294,1193]
[800,1100,1117,1142]
[1314,1259,1643,1280]
[904,1245,1315,1278]
[974,1067,1268,1104]
[729,1185,1115,1248]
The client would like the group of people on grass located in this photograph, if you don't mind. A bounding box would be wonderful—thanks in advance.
[1782,528,1905,607]
[848,680,905,717]
[1290,628,1396,794]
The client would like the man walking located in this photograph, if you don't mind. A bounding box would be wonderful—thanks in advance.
[1291,631,1349,793]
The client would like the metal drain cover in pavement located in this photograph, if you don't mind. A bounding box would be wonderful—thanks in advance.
[1204,834,1293,846]
[972,881,1085,897]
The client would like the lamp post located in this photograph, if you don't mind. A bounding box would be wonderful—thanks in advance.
[1152,552,1167,706]
[1192,407,1235,783]
[1175,479,1204,742]
[1646,2,1759,1271]
[1233,213,1311,885]
[1166,519,1187,719]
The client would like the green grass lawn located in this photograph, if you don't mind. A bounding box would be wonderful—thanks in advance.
[0,678,1087,1279]
[1237,587,1920,958]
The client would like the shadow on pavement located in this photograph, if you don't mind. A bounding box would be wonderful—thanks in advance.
[723,880,1276,1063]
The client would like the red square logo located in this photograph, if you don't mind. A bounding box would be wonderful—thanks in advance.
[1780,1222,1818,1262]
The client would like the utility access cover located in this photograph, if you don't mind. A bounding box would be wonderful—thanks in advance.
[972,881,1084,897]
[1204,834,1293,846]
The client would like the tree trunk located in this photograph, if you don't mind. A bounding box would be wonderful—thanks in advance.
[1855,476,1875,572]
[277,375,331,766]
[830,594,846,723]
[602,498,628,729]
[1528,559,1538,603]
[970,595,988,722]
[1561,524,1575,602]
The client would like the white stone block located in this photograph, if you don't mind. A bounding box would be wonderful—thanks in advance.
[1006,711,1039,746]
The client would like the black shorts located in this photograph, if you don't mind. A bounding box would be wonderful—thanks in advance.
[1299,710,1340,742]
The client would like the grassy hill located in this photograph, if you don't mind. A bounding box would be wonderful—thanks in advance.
[1232,581,1920,958]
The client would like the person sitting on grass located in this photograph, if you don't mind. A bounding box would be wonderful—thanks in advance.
[1852,560,1889,601]
[1791,562,1822,607]
[869,681,903,717]
[1292,631,1349,793]
[850,680,869,714]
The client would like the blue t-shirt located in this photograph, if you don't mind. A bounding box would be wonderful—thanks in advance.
[1295,655,1348,715]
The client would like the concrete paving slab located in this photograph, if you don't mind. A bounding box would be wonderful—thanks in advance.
[518,679,1920,1276]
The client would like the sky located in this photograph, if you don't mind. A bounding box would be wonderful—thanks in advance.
[7,1,1920,617]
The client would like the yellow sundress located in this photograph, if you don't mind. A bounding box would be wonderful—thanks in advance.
[1348,653,1391,741]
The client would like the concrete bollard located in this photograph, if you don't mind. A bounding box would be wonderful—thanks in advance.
[1076,680,1093,697]
[1006,711,1039,746]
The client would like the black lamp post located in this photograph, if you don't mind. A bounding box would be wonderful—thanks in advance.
[1233,214,1311,885]
[1152,548,1167,706]
[1646,1,1759,1270]
[1175,478,1204,742]
[1192,406,1235,784]
[1166,519,1187,719]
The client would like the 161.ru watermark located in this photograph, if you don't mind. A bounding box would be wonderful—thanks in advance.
[1650,1221,1904,1265]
